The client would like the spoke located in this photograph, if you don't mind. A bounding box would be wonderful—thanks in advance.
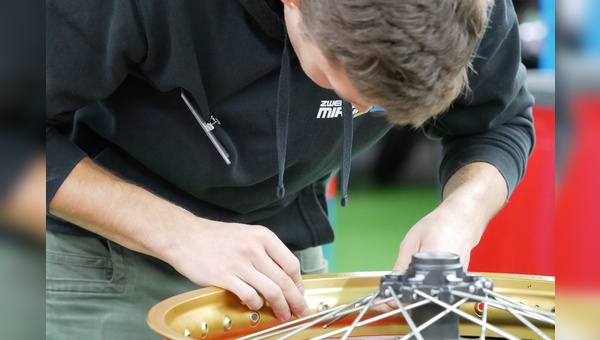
[505,305,553,340]
[237,293,371,340]
[340,290,378,340]
[414,289,521,340]
[483,288,556,320]
[246,291,385,340]
[451,290,556,324]
[275,316,325,340]
[480,292,489,340]
[453,289,554,339]
[310,299,431,340]
[397,298,468,340]
[238,278,554,340]
[322,301,378,329]
[387,286,424,340]
[275,292,380,340]
[236,311,332,340]
[322,314,347,329]
[322,293,405,329]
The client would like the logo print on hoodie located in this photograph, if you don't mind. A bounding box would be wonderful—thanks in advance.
[316,100,343,119]
[316,100,365,119]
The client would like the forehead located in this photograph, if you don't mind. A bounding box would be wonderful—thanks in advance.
[326,64,373,109]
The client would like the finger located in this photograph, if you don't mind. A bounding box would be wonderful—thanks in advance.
[262,232,305,295]
[253,251,309,319]
[370,296,397,313]
[394,241,419,273]
[461,252,471,271]
[237,265,296,322]
[392,257,409,273]
[218,275,264,312]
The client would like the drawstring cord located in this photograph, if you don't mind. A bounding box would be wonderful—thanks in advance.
[275,27,291,198]
[340,101,354,207]
[274,26,353,206]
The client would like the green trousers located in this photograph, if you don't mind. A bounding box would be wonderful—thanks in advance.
[46,232,328,339]
[0,236,45,340]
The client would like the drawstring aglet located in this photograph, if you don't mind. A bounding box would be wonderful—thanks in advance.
[341,194,348,207]
[277,183,286,198]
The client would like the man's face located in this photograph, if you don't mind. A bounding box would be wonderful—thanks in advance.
[282,1,374,113]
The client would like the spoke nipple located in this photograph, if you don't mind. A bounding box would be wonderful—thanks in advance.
[474,302,484,317]
[249,312,260,326]
[200,321,209,338]
[317,302,329,312]
[223,315,232,332]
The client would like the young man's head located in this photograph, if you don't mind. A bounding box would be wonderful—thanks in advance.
[282,0,492,126]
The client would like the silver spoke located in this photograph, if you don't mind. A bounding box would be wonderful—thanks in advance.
[413,289,521,340]
[480,292,489,340]
[340,290,378,340]
[234,254,554,340]
[149,254,556,340]
[483,288,556,320]
[310,299,431,340]
[238,291,379,340]
[237,295,363,340]
[323,293,394,329]
[454,289,553,339]
[387,286,424,340]
[505,305,553,340]
[240,286,556,340]
[397,298,468,340]
[275,292,378,340]
[245,291,419,340]
[452,290,556,324]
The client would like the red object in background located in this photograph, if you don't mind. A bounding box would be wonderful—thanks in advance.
[470,104,555,276]
[556,94,600,293]
[327,176,338,200]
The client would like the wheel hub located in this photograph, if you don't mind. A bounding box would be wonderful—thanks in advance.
[380,252,493,340]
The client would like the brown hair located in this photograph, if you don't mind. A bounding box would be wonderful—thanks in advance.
[299,0,492,126]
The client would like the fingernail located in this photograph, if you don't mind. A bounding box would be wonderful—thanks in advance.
[299,306,309,318]
[279,311,291,322]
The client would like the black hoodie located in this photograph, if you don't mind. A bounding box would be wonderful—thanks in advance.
[46,0,534,251]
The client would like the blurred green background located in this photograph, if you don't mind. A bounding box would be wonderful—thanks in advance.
[326,183,440,273]
[324,127,443,273]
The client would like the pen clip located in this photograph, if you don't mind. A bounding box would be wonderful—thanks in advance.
[181,89,231,165]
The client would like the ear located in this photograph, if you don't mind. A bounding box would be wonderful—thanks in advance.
[281,0,300,7]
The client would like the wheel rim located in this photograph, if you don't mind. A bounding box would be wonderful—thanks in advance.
[147,272,555,339]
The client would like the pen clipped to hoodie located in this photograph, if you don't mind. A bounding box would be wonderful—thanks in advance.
[181,89,231,165]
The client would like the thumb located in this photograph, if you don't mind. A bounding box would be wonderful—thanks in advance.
[460,252,471,272]
[393,244,416,273]
[392,260,408,273]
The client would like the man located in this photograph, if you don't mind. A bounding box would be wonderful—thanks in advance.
[46,0,534,338]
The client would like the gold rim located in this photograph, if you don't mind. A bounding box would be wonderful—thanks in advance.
[147,272,555,339]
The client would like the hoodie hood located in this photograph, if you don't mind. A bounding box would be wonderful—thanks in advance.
[238,0,285,39]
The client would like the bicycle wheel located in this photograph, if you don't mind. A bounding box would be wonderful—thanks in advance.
[147,253,555,340]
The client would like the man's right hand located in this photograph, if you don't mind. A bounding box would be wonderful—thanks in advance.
[49,157,308,321]
[162,219,308,321]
